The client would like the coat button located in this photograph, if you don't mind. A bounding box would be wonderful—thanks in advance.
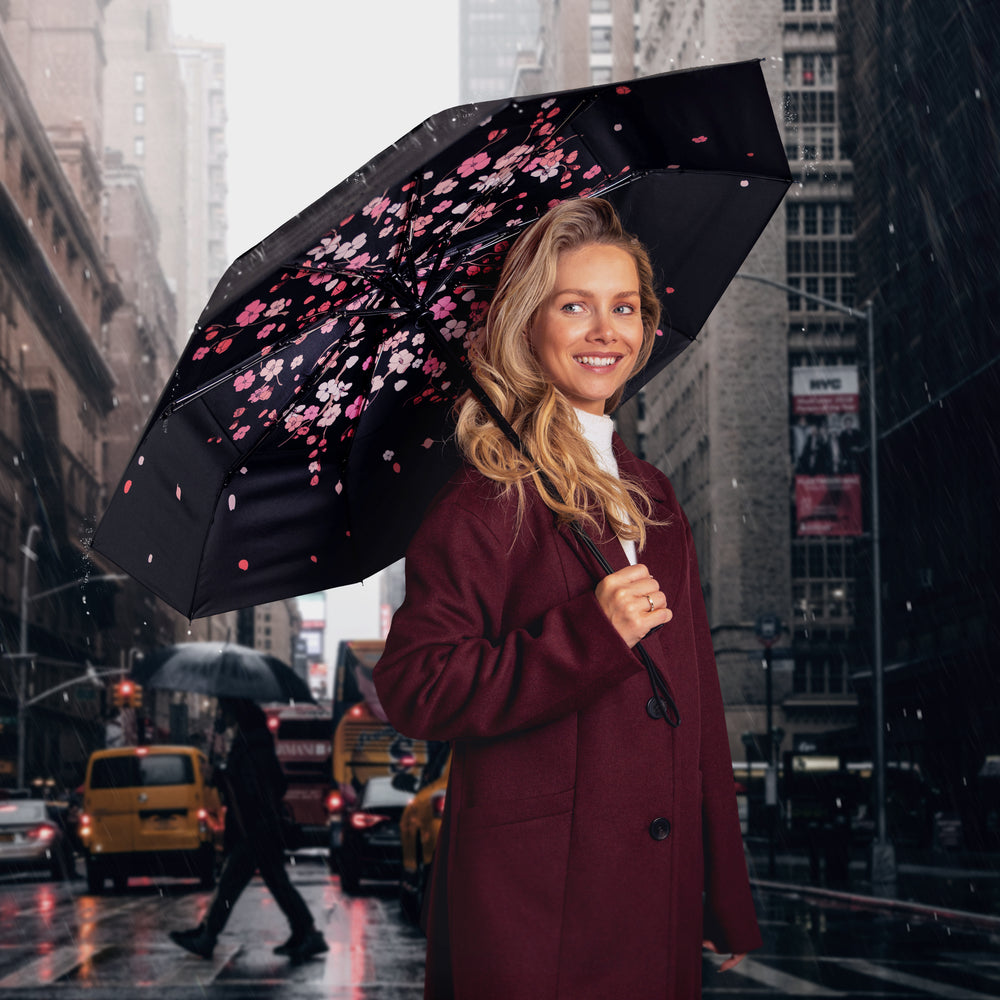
[646,696,662,719]
[649,817,671,841]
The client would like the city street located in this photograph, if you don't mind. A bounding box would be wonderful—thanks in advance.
[0,852,998,999]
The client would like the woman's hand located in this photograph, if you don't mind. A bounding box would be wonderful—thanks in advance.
[594,563,672,648]
[702,940,746,972]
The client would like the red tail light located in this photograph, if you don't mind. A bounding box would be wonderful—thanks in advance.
[431,791,447,819]
[349,811,389,831]
[27,824,56,842]
[325,790,343,814]
[398,754,416,768]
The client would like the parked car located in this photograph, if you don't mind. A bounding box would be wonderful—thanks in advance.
[78,745,224,893]
[398,743,451,923]
[0,796,77,880]
[336,775,414,895]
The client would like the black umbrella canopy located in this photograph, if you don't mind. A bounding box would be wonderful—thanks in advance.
[93,60,790,618]
[132,642,315,704]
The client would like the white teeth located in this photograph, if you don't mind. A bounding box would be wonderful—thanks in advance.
[576,356,618,367]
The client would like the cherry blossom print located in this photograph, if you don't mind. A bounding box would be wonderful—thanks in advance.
[228,494,236,511]
[692,135,708,143]
[238,559,249,571]
[261,358,285,382]
[233,425,251,441]
[124,480,132,494]
[257,323,277,340]
[616,85,631,95]
[388,349,416,375]
[265,298,291,318]
[236,300,267,326]
[192,346,210,361]
[363,195,391,220]
[234,372,256,392]
[175,486,182,500]
[457,151,491,177]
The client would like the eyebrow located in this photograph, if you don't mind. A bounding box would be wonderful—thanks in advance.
[553,288,640,298]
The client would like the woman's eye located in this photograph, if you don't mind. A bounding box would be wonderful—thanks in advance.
[561,302,584,313]
[614,303,636,314]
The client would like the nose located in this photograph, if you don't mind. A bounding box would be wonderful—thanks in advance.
[588,308,618,342]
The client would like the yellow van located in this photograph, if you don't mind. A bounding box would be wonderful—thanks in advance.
[79,745,224,893]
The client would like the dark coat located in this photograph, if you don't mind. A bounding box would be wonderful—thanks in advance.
[221,726,287,851]
[374,437,762,1000]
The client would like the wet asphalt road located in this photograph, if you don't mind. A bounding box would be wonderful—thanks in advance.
[0,852,998,998]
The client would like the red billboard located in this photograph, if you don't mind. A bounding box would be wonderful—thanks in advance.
[791,366,862,536]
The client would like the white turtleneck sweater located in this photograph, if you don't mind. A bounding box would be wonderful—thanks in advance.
[573,407,637,566]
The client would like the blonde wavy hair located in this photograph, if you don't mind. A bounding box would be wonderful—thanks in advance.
[454,197,662,549]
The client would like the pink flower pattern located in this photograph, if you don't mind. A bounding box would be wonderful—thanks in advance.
[167,83,662,499]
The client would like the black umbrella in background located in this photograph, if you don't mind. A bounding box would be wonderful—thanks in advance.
[132,642,315,704]
[92,59,791,619]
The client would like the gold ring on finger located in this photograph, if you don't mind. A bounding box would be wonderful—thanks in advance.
[646,594,655,613]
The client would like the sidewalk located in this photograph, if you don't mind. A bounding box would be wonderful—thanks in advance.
[744,837,1000,929]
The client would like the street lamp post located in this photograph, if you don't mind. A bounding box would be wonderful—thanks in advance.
[735,273,896,887]
[13,523,126,788]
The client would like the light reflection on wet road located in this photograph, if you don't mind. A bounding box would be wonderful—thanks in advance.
[0,855,998,998]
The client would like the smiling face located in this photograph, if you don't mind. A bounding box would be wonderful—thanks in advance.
[528,243,644,415]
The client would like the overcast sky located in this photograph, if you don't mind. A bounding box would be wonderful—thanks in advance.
[170,0,461,260]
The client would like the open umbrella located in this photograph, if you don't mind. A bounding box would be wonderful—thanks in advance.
[92,59,790,619]
[132,642,315,704]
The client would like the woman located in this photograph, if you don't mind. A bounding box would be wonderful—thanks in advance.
[374,198,761,999]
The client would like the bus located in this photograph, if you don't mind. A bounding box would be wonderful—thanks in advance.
[328,641,427,865]
[264,700,333,847]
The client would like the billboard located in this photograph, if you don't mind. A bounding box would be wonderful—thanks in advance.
[791,365,862,536]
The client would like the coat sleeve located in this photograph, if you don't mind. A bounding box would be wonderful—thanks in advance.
[684,514,763,955]
[374,489,644,742]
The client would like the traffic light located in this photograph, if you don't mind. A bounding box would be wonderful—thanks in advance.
[111,680,143,709]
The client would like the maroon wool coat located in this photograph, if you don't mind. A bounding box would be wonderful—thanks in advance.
[374,437,762,999]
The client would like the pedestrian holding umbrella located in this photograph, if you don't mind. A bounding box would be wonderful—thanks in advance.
[91,59,790,621]
[168,698,327,963]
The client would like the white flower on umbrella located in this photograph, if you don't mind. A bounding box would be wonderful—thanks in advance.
[334,232,368,260]
[432,177,459,196]
[316,378,348,402]
[290,354,304,370]
[494,145,533,171]
[316,403,341,427]
[266,298,291,317]
[261,358,284,382]
[307,235,342,261]
[388,349,415,374]
[370,375,385,393]
[383,450,394,462]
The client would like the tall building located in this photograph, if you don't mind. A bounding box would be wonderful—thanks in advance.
[0,0,122,786]
[516,0,860,767]
[842,0,1000,846]
[460,0,540,102]
[102,0,189,346]
[175,38,228,332]
[103,0,227,346]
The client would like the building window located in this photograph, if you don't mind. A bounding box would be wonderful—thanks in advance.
[590,26,612,53]
[134,136,145,157]
[801,54,815,86]
[134,72,145,93]
[591,0,612,10]
[787,202,800,234]
[591,67,613,85]
[134,104,145,124]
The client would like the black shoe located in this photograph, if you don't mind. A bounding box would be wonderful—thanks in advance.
[169,926,216,959]
[286,928,328,963]
[273,935,298,956]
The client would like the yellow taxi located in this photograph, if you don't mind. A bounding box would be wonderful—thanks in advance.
[79,745,224,893]
[398,742,450,923]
